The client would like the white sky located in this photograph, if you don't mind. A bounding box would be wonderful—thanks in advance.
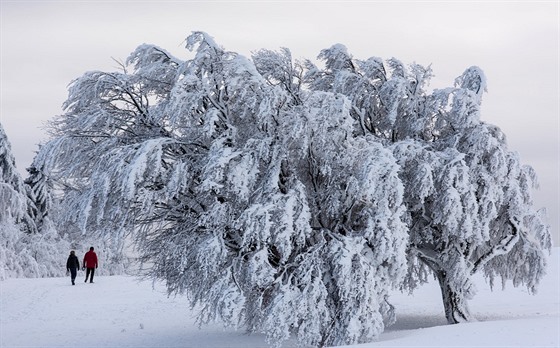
[1,1,558,243]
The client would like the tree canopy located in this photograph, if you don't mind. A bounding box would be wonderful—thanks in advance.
[37,32,551,347]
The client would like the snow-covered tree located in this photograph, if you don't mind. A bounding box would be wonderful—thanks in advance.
[38,32,551,345]
[25,154,53,232]
[0,122,69,279]
[0,122,31,279]
[305,48,552,324]
[0,124,36,236]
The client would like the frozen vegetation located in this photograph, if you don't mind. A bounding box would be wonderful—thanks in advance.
[0,32,552,347]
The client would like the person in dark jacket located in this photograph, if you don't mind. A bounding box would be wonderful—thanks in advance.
[83,247,98,283]
[66,250,80,285]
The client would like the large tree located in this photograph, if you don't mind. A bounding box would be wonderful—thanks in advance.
[38,32,551,346]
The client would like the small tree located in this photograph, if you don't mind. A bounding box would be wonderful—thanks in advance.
[0,122,69,279]
[0,122,28,279]
[0,123,36,235]
[25,157,53,232]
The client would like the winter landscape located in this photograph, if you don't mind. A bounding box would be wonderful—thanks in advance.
[1,5,558,347]
[2,248,558,347]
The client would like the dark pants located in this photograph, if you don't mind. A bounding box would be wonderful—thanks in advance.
[85,268,95,283]
[69,268,77,285]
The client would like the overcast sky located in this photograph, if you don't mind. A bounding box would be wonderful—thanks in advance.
[1,1,558,243]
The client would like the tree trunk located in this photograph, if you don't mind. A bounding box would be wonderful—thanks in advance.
[435,270,474,324]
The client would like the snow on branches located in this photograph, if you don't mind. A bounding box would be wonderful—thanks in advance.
[37,32,551,347]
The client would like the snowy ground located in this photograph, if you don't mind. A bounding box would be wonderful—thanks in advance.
[1,249,558,348]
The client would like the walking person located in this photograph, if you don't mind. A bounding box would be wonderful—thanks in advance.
[66,250,80,285]
[83,247,98,283]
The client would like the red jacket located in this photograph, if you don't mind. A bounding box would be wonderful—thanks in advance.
[83,250,98,269]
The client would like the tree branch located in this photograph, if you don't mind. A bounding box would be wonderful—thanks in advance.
[469,220,519,275]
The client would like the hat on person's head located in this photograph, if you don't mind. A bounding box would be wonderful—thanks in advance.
[70,250,75,255]
[90,247,94,251]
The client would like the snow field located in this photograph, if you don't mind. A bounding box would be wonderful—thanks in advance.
[1,249,558,348]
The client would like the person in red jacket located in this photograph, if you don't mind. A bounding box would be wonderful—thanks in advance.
[83,247,98,283]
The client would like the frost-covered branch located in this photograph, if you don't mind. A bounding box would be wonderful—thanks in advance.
[470,220,519,275]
